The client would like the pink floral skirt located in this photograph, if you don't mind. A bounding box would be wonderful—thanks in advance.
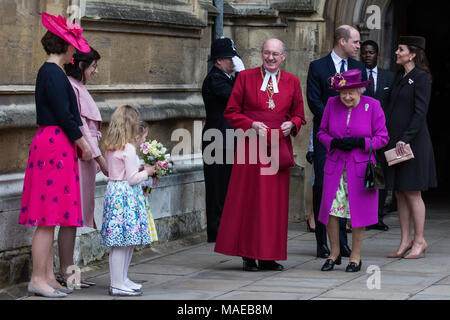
[19,126,83,227]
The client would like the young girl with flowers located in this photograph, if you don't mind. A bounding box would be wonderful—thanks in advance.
[101,105,156,296]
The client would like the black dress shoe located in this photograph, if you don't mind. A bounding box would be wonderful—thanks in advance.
[340,244,352,258]
[321,255,342,271]
[345,260,362,272]
[366,221,389,231]
[258,260,284,271]
[316,244,330,258]
[242,258,259,272]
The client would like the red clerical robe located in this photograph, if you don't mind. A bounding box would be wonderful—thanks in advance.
[214,67,306,260]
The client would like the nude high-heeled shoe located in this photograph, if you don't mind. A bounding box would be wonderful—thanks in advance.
[404,241,428,259]
[387,242,413,258]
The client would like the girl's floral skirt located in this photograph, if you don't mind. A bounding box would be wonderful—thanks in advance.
[101,181,153,247]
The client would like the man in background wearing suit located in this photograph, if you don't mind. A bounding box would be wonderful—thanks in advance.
[307,25,366,258]
[360,40,395,231]
[202,37,245,242]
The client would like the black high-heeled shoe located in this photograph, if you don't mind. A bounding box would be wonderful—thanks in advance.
[242,257,259,272]
[345,260,362,272]
[320,255,342,271]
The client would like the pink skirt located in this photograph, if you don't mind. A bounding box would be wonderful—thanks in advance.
[19,126,83,227]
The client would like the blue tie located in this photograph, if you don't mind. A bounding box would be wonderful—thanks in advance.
[340,60,346,73]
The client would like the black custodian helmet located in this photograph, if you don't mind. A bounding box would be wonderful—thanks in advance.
[208,37,240,61]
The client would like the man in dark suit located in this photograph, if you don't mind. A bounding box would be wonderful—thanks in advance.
[307,25,366,258]
[360,40,395,232]
[202,37,244,242]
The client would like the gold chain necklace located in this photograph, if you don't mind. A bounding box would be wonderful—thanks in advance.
[260,68,281,110]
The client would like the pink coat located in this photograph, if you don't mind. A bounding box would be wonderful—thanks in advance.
[317,95,389,228]
[69,77,103,229]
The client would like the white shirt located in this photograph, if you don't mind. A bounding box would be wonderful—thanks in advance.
[223,71,232,80]
[366,66,378,93]
[331,50,348,74]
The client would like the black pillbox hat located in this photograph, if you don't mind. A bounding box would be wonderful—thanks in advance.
[399,36,426,50]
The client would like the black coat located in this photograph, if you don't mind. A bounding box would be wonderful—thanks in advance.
[384,67,437,191]
[306,53,366,186]
[201,66,235,242]
[365,67,395,111]
[202,66,235,146]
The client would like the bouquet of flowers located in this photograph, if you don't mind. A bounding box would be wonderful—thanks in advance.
[155,160,173,176]
[139,140,173,193]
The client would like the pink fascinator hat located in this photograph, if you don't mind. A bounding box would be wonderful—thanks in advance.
[41,12,90,53]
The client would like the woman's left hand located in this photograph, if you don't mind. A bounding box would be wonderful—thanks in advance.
[280,121,294,137]
[396,141,407,156]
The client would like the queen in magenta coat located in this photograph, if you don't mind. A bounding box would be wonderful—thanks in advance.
[317,69,389,273]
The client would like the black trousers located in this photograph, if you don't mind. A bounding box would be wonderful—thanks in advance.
[203,159,233,242]
[313,185,348,249]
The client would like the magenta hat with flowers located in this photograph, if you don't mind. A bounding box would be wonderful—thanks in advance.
[329,69,371,91]
[41,12,90,53]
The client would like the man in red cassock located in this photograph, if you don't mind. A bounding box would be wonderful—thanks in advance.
[214,38,306,271]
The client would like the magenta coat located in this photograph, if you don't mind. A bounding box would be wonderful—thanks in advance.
[317,95,389,228]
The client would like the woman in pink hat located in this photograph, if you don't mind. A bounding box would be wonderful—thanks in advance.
[19,12,92,298]
[317,69,389,272]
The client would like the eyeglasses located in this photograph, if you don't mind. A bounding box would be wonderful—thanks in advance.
[262,51,284,58]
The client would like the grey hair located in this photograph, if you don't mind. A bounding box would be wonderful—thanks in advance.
[261,39,287,53]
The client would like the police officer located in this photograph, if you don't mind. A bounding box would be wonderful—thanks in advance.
[202,37,245,242]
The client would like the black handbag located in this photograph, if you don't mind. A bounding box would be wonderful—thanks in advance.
[364,139,385,189]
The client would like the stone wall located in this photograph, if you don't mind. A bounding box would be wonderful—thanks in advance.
[0,0,336,289]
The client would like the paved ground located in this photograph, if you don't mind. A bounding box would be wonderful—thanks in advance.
[4,194,450,301]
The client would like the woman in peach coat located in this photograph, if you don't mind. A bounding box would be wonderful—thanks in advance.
[58,47,108,287]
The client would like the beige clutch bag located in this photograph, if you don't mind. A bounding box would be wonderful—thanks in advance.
[384,144,414,166]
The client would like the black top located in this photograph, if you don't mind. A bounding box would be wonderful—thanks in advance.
[35,62,83,142]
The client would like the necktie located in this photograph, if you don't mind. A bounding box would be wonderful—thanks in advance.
[340,60,346,74]
[369,70,375,93]
[368,70,374,96]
